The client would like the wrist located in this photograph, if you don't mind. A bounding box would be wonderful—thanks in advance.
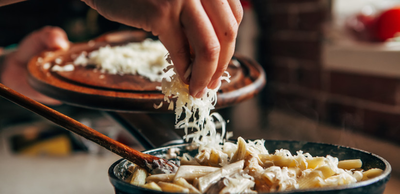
[0,49,6,83]
[0,46,17,83]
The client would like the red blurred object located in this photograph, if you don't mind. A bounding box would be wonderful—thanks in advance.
[346,12,377,42]
[241,0,251,9]
[375,6,400,41]
[357,12,376,41]
[357,14,376,32]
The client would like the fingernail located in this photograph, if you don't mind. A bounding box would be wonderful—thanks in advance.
[55,37,69,50]
[208,77,221,89]
[194,87,207,98]
[183,65,192,84]
[183,75,190,85]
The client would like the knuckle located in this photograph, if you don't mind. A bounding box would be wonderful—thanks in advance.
[39,26,53,33]
[214,65,227,76]
[45,28,63,39]
[192,78,208,91]
[149,2,178,35]
[223,23,238,42]
[84,0,96,8]
[200,42,220,62]
[39,26,62,36]
[237,8,244,24]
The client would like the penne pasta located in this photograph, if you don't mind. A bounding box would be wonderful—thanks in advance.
[338,159,362,170]
[174,177,201,193]
[362,168,383,180]
[195,160,245,193]
[142,182,162,191]
[230,137,248,163]
[209,149,222,166]
[298,170,323,189]
[219,178,255,194]
[298,166,335,189]
[306,157,325,169]
[180,153,200,165]
[158,181,190,193]
[315,166,335,179]
[173,165,219,182]
[258,154,295,167]
[130,166,147,186]
[146,174,175,183]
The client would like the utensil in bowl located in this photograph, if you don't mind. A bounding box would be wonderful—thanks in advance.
[0,83,177,173]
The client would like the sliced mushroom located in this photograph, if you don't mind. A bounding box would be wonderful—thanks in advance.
[194,160,245,193]
[205,178,226,194]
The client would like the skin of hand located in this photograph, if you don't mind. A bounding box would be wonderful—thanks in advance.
[0,0,25,7]
[1,26,70,105]
[82,0,243,98]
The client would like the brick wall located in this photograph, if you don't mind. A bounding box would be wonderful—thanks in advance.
[252,0,400,144]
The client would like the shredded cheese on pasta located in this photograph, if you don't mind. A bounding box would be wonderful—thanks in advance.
[143,53,382,193]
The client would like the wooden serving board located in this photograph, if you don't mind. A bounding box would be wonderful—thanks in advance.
[28,30,265,113]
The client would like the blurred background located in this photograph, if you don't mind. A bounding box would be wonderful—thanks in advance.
[0,0,399,193]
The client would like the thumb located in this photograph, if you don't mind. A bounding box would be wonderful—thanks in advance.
[40,26,70,51]
[14,26,70,64]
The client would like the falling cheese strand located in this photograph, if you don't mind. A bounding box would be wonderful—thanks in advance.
[158,65,230,146]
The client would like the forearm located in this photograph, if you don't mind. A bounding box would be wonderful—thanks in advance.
[0,48,9,83]
[0,0,25,7]
[0,47,17,83]
[0,49,4,82]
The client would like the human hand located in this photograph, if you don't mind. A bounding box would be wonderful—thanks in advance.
[82,0,243,98]
[1,26,70,105]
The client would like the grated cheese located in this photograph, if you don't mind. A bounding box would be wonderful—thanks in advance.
[159,65,230,147]
[51,64,74,72]
[73,39,170,82]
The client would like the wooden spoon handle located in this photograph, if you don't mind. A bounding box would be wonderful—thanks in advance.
[0,83,156,169]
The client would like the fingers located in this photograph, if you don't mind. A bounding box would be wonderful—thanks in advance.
[15,26,69,64]
[227,0,244,24]
[181,0,220,98]
[5,26,67,105]
[81,0,96,9]
[158,25,192,85]
[39,26,70,51]
[202,0,240,89]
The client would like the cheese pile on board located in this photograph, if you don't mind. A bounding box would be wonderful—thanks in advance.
[74,39,170,82]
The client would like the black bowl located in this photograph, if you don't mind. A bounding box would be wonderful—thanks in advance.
[108,140,391,194]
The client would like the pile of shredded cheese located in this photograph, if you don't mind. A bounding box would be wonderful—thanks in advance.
[73,39,170,82]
